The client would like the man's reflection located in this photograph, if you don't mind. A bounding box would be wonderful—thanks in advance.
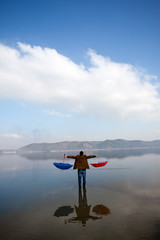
[54,184,111,226]
[67,184,101,226]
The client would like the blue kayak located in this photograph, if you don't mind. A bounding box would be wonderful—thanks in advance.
[53,162,73,170]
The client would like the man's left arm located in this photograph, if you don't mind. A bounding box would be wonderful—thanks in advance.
[86,155,97,159]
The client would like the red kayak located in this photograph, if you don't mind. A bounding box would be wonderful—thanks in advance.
[90,161,108,168]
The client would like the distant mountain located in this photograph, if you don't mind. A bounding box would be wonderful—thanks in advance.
[17,139,160,153]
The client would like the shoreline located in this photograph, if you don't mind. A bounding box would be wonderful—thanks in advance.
[1,146,160,155]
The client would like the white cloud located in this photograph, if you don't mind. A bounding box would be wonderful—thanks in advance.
[44,109,72,118]
[0,134,24,139]
[0,42,160,121]
[19,102,26,107]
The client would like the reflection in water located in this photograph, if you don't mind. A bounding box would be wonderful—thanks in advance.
[17,147,160,160]
[54,206,74,217]
[67,185,102,226]
[92,204,111,215]
[0,153,160,240]
[53,184,111,226]
[153,219,160,240]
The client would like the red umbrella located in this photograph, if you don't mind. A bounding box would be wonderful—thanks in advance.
[90,161,108,168]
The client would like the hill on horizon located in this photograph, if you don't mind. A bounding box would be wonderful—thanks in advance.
[17,139,160,153]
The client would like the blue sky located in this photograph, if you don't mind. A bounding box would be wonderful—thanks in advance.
[0,0,160,149]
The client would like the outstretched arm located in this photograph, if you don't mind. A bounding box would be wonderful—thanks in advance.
[67,155,76,159]
[86,155,97,159]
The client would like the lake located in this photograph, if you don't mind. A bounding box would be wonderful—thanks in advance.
[0,149,160,240]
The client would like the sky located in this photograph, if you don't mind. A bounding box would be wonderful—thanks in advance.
[0,0,160,149]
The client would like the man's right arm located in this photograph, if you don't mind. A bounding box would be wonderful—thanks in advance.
[67,155,76,159]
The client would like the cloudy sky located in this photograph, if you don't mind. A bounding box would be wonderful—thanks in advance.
[0,0,160,149]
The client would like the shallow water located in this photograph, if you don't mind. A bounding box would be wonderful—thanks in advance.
[0,150,160,240]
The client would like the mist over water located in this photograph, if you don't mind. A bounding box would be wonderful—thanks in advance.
[0,150,160,240]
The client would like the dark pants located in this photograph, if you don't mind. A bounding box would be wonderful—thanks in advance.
[78,169,86,184]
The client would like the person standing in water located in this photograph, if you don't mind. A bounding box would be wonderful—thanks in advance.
[67,151,97,186]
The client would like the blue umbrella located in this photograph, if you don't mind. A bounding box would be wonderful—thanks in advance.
[53,162,73,170]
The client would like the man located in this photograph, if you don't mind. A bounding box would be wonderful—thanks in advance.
[67,151,96,186]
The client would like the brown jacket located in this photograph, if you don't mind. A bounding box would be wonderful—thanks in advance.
[67,155,96,169]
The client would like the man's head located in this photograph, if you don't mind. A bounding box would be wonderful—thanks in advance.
[80,151,84,156]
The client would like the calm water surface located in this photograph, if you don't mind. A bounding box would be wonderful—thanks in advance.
[0,150,160,240]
